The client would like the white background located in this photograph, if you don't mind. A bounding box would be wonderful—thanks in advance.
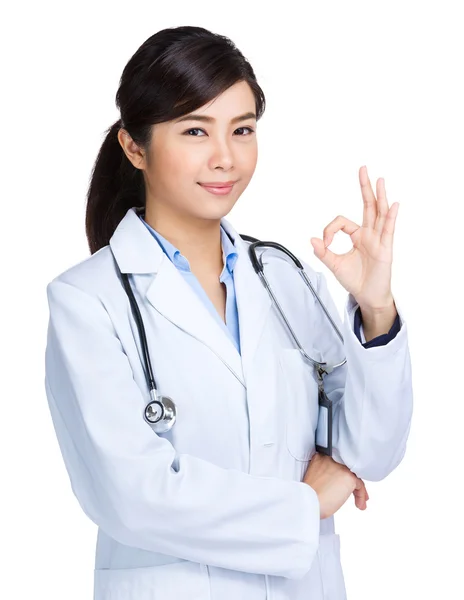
[2,1,463,598]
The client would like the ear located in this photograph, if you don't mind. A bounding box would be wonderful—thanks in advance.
[117,128,146,170]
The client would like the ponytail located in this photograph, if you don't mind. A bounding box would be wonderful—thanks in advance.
[85,119,145,255]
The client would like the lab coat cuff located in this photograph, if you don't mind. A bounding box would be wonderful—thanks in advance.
[295,482,321,579]
[344,293,408,360]
[358,317,367,344]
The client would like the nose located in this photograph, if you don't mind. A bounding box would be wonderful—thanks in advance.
[207,136,234,170]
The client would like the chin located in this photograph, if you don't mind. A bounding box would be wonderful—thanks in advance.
[196,197,239,218]
[200,206,235,221]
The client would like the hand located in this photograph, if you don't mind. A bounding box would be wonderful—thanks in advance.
[303,453,369,519]
[353,477,369,511]
[310,165,399,311]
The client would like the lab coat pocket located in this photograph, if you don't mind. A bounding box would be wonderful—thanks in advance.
[318,534,347,600]
[94,560,211,600]
[279,348,319,461]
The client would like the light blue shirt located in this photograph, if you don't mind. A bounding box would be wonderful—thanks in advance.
[140,216,241,354]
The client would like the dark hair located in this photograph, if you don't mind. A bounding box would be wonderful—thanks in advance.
[85,25,266,255]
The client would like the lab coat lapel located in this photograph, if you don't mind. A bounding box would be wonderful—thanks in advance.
[145,257,246,386]
[110,208,272,389]
[220,218,273,385]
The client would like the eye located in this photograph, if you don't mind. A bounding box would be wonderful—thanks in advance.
[182,126,255,137]
[184,128,206,137]
[234,127,255,136]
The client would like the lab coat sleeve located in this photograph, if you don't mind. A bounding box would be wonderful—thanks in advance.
[302,262,413,482]
[44,278,320,580]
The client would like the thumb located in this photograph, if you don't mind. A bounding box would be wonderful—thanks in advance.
[310,237,337,271]
[310,237,324,257]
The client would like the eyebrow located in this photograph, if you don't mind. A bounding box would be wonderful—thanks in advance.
[174,111,257,125]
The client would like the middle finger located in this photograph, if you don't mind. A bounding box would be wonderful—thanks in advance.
[359,165,377,229]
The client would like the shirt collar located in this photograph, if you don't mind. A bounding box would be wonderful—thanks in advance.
[140,215,238,274]
[220,224,239,273]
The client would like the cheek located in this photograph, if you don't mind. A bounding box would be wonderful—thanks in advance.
[155,145,200,182]
[240,143,258,177]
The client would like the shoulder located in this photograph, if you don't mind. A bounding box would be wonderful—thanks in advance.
[46,244,118,299]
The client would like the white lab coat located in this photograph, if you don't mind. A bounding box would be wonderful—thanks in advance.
[44,206,413,600]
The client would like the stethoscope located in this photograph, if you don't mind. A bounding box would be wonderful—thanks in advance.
[118,234,346,457]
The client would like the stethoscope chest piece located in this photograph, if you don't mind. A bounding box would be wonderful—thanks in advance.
[143,396,177,433]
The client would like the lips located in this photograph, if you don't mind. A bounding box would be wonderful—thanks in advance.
[198,182,236,195]
[198,181,237,188]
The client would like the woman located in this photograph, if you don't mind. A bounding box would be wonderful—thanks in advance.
[44,25,413,600]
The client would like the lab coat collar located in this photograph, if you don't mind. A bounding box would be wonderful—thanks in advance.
[109,207,273,387]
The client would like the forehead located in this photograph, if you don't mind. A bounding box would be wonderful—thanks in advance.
[174,81,257,124]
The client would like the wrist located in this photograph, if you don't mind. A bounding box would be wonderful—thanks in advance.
[358,300,397,342]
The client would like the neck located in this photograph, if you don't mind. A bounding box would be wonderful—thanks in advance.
[144,204,224,274]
